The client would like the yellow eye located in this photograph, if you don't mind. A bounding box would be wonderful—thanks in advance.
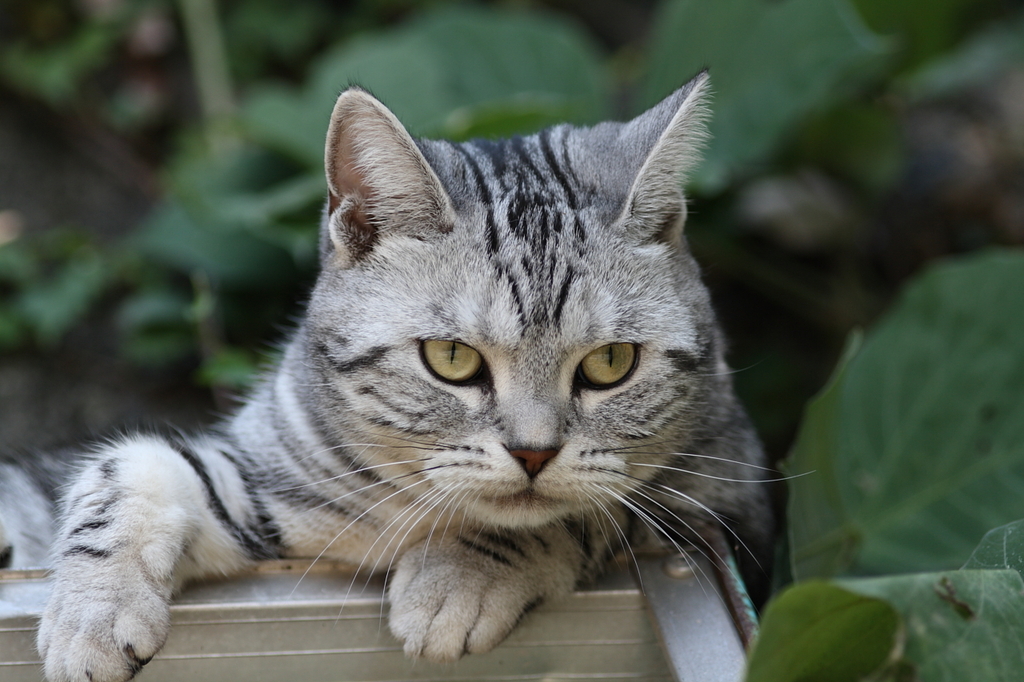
[579,343,638,387]
[422,340,483,382]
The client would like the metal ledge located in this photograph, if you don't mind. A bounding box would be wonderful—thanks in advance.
[0,555,745,682]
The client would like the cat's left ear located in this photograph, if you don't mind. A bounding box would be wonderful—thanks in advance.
[618,71,710,247]
[322,87,456,267]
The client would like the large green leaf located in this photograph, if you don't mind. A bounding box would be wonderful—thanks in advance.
[749,568,1024,682]
[242,6,608,167]
[962,519,1024,579]
[843,570,1024,682]
[641,0,889,192]
[788,249,1024,579]
[784,332,864,579]
[745,581,901,682]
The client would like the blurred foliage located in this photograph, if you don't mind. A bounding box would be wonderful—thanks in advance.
[0,230,114,348]
[642,0,890,192]
[852,0,1007,70]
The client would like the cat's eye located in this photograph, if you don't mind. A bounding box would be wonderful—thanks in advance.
[422,340,483,383]
[578,343,638,387]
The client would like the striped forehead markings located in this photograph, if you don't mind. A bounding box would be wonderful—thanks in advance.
[446,134,595,329]
[510,135,547,187]
[538,127,578,210]
[453,142,500,256]
[462,134,587,254]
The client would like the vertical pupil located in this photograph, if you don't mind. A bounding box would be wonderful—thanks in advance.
[606,345,615,368]
[449,342,457,365]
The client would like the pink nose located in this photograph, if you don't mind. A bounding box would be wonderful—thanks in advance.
[509,449,559,477]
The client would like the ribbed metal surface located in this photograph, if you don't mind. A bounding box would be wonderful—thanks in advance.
[0,560,677,682]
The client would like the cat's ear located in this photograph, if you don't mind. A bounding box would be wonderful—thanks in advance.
[322,87,456,266]
[618,71,710,247]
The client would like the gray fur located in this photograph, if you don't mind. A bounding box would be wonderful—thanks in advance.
[1,71,774,682]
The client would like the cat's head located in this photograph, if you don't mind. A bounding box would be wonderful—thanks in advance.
[304,72,743,530]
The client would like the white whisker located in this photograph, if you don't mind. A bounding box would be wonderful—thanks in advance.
[642,452,779,472]
[597,485,717,596]
[629,461,807,484]
[289,478,431,596]
[632,477,764,572]
[269,458,430,494]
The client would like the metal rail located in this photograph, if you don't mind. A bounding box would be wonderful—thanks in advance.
[0,554,748,682]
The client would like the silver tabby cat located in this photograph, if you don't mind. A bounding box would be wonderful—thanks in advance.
[0,71,774,682]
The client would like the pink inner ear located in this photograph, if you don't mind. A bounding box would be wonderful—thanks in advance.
[328,125,371,211]
[326,118,381,249]
[331,197,377,259]
[323,90,455,252]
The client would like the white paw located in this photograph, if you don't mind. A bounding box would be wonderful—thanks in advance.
[38,574,170,682]
[387,545,540,663]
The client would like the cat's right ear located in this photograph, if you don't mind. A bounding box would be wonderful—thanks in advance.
[322,87,456,267]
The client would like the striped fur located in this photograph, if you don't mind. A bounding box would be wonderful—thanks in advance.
[3,71,775,682]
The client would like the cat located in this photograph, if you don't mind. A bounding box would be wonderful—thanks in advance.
[0,70,775,682]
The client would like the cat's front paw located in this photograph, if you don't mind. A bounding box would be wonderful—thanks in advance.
[387,542,544,663]
[37,574,170,682]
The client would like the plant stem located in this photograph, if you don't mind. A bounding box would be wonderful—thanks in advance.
[177,0,236,153]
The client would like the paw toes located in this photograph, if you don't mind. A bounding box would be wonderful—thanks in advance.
[111,611,166,663]
[39,597,167,682]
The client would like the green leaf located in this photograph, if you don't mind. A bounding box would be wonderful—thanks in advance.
[158,136,323,269]
[197,346,260,390]
[745,581,901,682]
[135,202,299,291]
[788,249,1024,579]
[0,304,26,350]
[0,21,121,104]
[117,289,196,366]
[15,251,108,346]
[786,332,864,580]
[901,9,1024,100]
[242,6,608,166]
[753,569,1024,681]
[794,104,903,193]
[962,519,1024,580]
[852,0,1002,70]
[0,242,40,285]
[842,570,1024,681]
[211,173,324,228]
[641,0,889,192]
[439,95,588,142]
[225,0,333,82]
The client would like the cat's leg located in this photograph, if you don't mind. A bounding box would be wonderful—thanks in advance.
[37,435,265,682]
[387,515,614,662]
[0,462,57,568]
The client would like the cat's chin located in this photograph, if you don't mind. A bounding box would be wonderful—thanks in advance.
[467,490,568,528]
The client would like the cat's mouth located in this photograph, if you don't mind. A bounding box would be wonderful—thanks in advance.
[489,489,548,506]
[480,487,565,514]
[467,485,569,527]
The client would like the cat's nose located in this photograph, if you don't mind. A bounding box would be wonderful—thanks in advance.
[508,448,559,478]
